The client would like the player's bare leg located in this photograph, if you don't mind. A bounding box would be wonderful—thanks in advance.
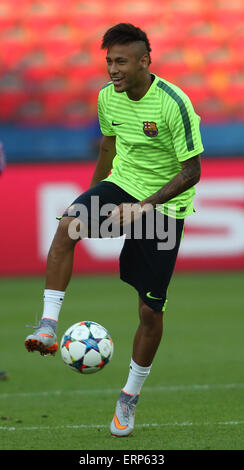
[110,298,163,436]
[45,216,79,291]
[132,298,164,366]
[25,216,81,355]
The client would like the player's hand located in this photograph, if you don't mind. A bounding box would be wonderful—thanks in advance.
[108,203,144,226]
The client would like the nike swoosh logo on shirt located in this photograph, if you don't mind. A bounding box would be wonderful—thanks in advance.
[112,121,124,126]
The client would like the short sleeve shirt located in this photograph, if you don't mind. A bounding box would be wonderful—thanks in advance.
[98,74,204,218]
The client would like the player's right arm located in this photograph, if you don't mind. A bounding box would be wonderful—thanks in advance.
[89,135,116,188]
[90,85,116,188]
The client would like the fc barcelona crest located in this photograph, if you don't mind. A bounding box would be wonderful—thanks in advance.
[143,121,158,137]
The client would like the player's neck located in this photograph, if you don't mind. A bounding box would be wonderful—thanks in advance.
[126,72,152,101]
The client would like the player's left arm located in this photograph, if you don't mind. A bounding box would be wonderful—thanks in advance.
[140,154,201,210]
[140,90,203,211]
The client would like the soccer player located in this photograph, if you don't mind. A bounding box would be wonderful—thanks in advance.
[25,23,204,437]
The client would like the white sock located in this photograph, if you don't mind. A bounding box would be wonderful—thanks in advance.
[42,289,65,323]
[122,358,152,396]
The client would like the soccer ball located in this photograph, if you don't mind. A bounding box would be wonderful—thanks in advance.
[60,321,114,374]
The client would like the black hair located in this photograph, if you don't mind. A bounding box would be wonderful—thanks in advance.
[101,23,152,64]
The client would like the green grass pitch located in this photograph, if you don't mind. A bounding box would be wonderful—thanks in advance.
[0,272,243,450]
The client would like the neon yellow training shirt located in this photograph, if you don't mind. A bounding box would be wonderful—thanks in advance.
[97,74,204,218]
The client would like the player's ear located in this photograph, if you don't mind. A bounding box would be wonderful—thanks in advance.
[140,54,150,69]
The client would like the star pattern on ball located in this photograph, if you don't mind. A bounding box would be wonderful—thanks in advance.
[82,338,100,353]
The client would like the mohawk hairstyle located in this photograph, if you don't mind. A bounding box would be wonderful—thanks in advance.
[101,23,152,64]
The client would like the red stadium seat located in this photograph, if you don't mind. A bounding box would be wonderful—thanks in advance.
[40,41,82,70]
[232,34,244,58]
[41,89,94,124]
[167,11,204,31]
[63,102,95,126]
[156,52,191,77]
[0,91,29,120]
[71,15,110,39]
[151,35,184,59]
[205,44,239,73]
[68,0,106,18]
[34,23,84,64]
[0,8,18,30]
[23,17,61,35]
[210,10,244,34]
[0,0,31,24]
[88,38,108,68]
[67,63,104,82]
[227,83,244,103]
[176,73,211,103]
[22,60,61,83]
[24,0,64,22]
[0,0,243,123]
[0,40,34,70]
[107,0,163,17]
[195,94,230,122]
[43,90,75,118]
[18,101,47,124]
[3,0,32,8]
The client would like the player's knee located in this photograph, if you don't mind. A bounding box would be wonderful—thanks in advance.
[58,216,74,237]
[62,215,90,241]
[54,216,80,248]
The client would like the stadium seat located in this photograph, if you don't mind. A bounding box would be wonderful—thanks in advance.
[181,47,206,73]
[0,0,31,24]
[23,17,61,36]
[0,91,29,120]
[0,0,242,123]
[68,0,106,18]
[71,15,111,40]
[151,33,184,57]
[88,37,109,68]
[211,10,244,35]
[236,103,244,120]
[22,0,74,30]
[0,11,18,31]
[67,62,104,82]
[63,102,95,126]
[66,59,107,97]
[41,89,94,125]
[205,44,239,73]
[195,94,230,122]
[227,83,244,103]
[43,91,74,119]
[24,0,63,21]
[40,42,82,72]
[166,10,204,30]
[19,102,47,124]
[185,35,224,53]
[107,0,162,16]
[232,34,244,59]
[156,53,191,77]
[176,72,211,100]
[22,60,61,83]
[0,41,33,70]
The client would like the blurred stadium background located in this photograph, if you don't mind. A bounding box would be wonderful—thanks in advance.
[0,0,243,274]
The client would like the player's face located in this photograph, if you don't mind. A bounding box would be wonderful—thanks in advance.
[106,43,149,94]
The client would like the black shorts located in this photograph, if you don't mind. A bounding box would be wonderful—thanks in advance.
[62,181,184,312]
